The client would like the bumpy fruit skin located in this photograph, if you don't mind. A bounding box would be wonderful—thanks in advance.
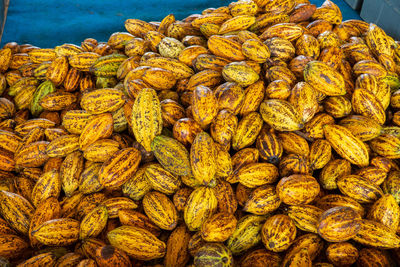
[318,206,362,242]
[194,243,234,267]
[190,132,217,186]
[326,242,359,266]
[244,185,281,215]
[164,225,191,267]
[32,218,80,246]
[191,85,218,128]
[367,194,400,231]
[98,147,141,189]
[260,99,304,131]
[143,191,178,231]
[232,112,263,151]
[131,88,162,152]
[0,234,30,259]
[201,213,237,242]
[261,214,297,252]
[207,35,245,61]
[5,0,400,264]
[0,190,34,236]
[304,61,346,96]
[285,205,323,234]
[107,226,166,260]
[184,186,218,231]
[240,249,282,267]
[151,135,191,176]
[353,220,400,249]
[277,174,320,205]
[323,125,369,167]
[337,175,383,204]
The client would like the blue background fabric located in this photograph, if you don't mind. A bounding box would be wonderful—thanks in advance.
[0,0,361,48]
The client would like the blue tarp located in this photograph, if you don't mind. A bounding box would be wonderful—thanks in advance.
[0,0,361,48]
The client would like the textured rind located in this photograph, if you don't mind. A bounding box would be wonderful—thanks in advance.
[304,61,346,96]
[184,187,218,231]
[32,218,80,246]
[131,88,162,152]
[107,226,166,260]
[151,135,191,176]
[98,147,141,189]
[323,124,369,167]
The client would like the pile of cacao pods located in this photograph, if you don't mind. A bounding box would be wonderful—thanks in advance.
[1,0,400,265]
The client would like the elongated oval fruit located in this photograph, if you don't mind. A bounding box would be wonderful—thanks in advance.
[118,209,161,238]
[304,61,346,96]
[308,139,332,170]
[227,215,266,255]
[285,205,323,234]
[234,163,279,188]
[260,99,304,131]
[337,175,383,204]
[316,194,365,217]
[370,134,400,159]
[83,139,120,162]
[357,247,390,267]
[184,186,218,231]
[240,248,282,267]
[62,110,94,135]
[319,159,351,190]
[222,61,259,87]
[277,174,320,205]
[318,206,362,242]
[145,163,181,195]
[262,214,297,252]
[90,54,127,77]
[102,197,137,219]
[200,212,237,242]
[339,115,382,141]
[325,242,358,267]
[164,224,191,267]
[0,190,34,235]
[143,191,178,231]
[191,85,218,128]
[107,226,166,260]
[30,80,56,116]
[151,135,191,176]
[353,219,400,249]
[60,151,84,197]
[131,88,162,152]
[32,218,80,246]
[323,124,369,167]
[28,197,61,247]
[122,167,152,201]
[79,113,114,151]
[46,134,80,158]
[190,132,217,186]
[80,88,125,114]
[94,245,131,267]
[352,88,386,125]
[98,147,141,189]
[31,170,61,207]
[367,194,400,231]
[194,243,234,267]
[232,112,263,151]
[244,185,281,215]
[0,234,30,259]
[39,91,77,111]
[80,205,108,240]
[140,57,194,79]
[207,35,245,61]
[15,141,49,168]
